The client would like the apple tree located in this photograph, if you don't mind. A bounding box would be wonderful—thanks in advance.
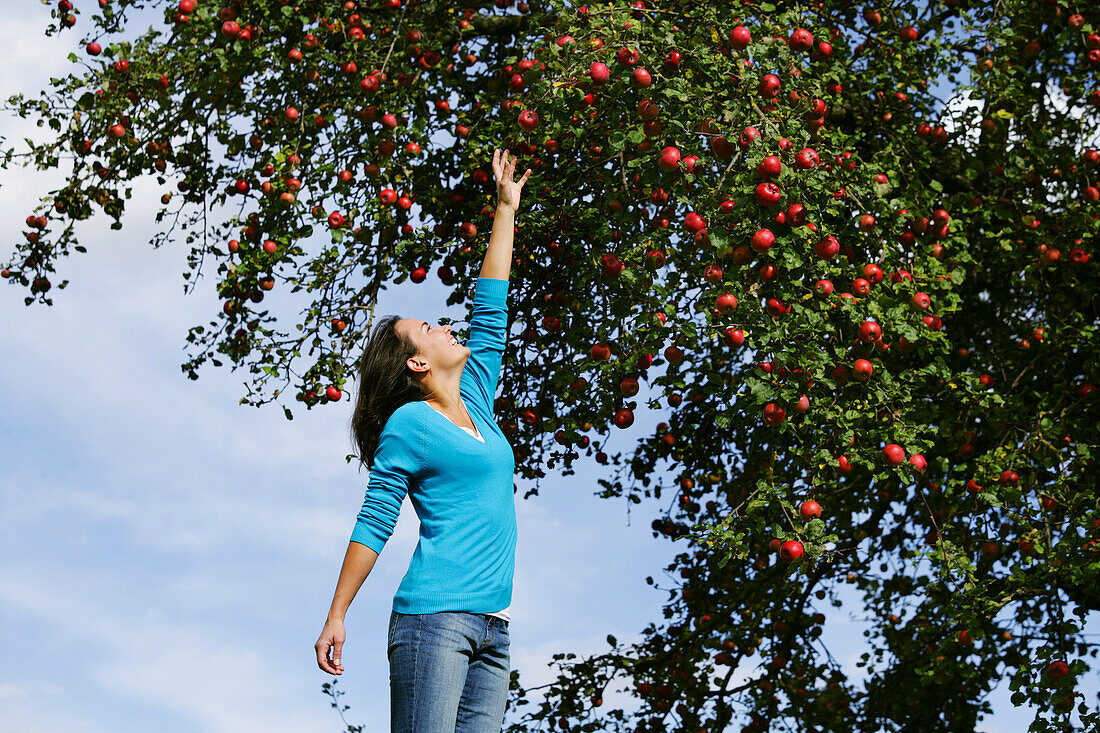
[3,0,1099,731]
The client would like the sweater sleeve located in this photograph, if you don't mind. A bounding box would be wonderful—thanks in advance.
[350,410,422,555]
[461,277,510,416]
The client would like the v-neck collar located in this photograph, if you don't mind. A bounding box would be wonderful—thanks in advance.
[422,399,483,441]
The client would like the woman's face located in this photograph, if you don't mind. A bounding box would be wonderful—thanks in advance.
[398,318,467,372]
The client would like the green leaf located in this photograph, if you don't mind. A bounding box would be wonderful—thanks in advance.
[807,518,825,538]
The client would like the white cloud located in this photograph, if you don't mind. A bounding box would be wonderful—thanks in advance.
[0,680,63,699]
[0,566,332,733]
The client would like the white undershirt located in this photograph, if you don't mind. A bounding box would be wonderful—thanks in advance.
[457,424,485,442]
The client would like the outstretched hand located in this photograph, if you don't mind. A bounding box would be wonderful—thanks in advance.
[492,148,532,211]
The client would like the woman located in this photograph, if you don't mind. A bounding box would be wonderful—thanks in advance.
[315,148,533,733]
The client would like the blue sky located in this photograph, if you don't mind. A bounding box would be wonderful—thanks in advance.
[1,3,1095,732]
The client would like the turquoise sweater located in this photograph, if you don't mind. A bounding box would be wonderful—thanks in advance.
[350,277,517,615]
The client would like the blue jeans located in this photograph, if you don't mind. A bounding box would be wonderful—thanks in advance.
[388,610,510,733]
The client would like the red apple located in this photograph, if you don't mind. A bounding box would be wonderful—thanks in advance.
[716,292,738,314]
[794,148,819,169]
[780,540,804,562]
[799,500,821,520]
[638,98,661,120]
[812,41,834,61]
[786,204,807,226]
[858,320,882,342]
[853,358,874,381]
[814,235,839,260]
[882,443,906,466]
[789,28,813,52]
[758,74,781,98]
[729,25,752,50]
[616,47,639,66]
[723,327,745,347]
[755,182,782,206]
[739,126,761,149]
[658,146,681,172]
[750,228,775,252]
[518,109,540,131]
[757,155,782,178]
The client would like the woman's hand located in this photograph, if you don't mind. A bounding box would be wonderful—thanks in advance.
[493,148,532,212]
[315,618,346,675]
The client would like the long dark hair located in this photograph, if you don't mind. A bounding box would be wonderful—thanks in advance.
[349,315,424,472]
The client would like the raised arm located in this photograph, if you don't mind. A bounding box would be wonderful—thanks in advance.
[479,148,532,282]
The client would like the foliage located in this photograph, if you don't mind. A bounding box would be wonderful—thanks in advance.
[4,0,1100,731]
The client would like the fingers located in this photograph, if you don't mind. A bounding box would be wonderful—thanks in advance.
[315,637,343,675]
[315,640,333,673]
[333,640,344,672]
[493,149,527,184]
[513,169,532,193]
